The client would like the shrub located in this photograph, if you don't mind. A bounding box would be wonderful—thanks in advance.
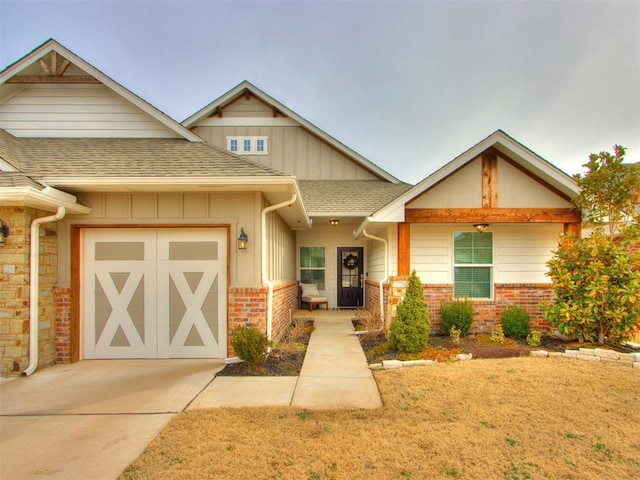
[231,325,268,365]
[490,324,505,344]
[389,270,431,353]
[449,325,461,345]
[501,305,531,339]
[439,298,474,337]
[527,330,542,347]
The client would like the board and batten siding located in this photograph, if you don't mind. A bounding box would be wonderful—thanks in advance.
[194,124,378,181]
[58,192,264,288]
[0,84,179,138]
[265,208,297,283]
[409,224,562,285]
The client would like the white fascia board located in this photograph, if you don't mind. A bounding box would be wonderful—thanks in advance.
[0,186,91,214]
[182,81,401,183]
[0,40,203,143]
[42,176,298,189]
[0,158,18,172]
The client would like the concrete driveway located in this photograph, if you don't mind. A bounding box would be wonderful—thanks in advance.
[0,359,224,480]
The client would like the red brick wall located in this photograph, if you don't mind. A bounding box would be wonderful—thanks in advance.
[54,287,72,364]
[365,279,389,326]
[271,281,299,341]
[381,281,554,334]
[227,285,268,356]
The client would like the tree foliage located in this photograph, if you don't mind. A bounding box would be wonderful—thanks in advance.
[544,146,640,344]
[389,270,431,353]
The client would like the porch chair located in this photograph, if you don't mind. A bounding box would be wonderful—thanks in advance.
[299,283,329,311]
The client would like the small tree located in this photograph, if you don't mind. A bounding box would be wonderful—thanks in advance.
[544,146,640,344]
[389,270,431,353]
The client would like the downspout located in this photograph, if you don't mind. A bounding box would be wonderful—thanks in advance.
[261,194,297,343]
[361,229,388,328]
[22,207,66,376]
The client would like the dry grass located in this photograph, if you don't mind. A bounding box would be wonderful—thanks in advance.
[120,358,640,480]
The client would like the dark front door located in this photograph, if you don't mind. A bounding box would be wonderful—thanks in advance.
[337,247,364,307]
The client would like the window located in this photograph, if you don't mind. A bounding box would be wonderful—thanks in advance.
[453,232,493,298]
[300,247,325,290]
[226,136,268,155]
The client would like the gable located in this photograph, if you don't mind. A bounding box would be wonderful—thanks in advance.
[184,81,401,182]
[407,151,572,209]
[0,84,181,138]
[0,40,200,141]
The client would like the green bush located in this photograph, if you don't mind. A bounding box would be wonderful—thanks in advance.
[231,325,268,365]
[389,270,431,353]
[501,305,531,339]
[439,298,473,337]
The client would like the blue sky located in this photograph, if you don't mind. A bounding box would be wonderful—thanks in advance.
[1,0,638,183]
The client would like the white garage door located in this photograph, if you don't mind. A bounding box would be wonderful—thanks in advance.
[83,228,227,359]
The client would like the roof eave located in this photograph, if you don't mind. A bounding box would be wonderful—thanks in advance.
[0,185,91,214]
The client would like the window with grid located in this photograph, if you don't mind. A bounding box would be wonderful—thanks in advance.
[243,139,251,151]
[229,139,237,152]
[453,232,493,298]
[226,136,268,155]
[300,247,325,290]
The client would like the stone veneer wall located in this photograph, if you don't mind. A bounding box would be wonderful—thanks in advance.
[383,276,553,335]
[0,206,58,375]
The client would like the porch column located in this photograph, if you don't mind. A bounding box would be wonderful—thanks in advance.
[398,222,410,276]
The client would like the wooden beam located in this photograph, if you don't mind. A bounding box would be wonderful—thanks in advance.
[38,58,51,75]
[398,223,411,276]
[564,222,581,239]
[482,149,498,208]
[56,58,71,76]
[50,51,58,77]
[405,208,581,224]
[6,75,100,84]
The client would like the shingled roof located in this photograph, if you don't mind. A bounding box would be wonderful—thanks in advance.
[298,180,412,216]
[2,134,287,178]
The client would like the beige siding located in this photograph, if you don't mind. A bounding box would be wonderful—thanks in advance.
[193,124,378,180]
[366,235,387,283]
[410,225,452,283]
[266,210,296,283]
[59,192,263,287]
[222,95,273,118]
[494,224,561,283]
[408,158,483,208]
[497,157,573,208]
[409,224,561,285]
[0,84,179,138]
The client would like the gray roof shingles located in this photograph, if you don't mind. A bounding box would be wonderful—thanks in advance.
[1,133,286,178]
[298,180,412,215]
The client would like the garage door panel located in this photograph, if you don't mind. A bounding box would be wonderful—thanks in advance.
[83,228,226,359]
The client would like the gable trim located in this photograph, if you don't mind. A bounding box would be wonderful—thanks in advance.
[1,39,202,142]
[182,81,401,183]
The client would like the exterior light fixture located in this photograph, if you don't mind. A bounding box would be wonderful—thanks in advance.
[329,219,339,227]
[0,219,8,244]
[237,228,248,250]
[474,223,489,233]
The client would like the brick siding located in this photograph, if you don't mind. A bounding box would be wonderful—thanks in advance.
[367,277,553,335]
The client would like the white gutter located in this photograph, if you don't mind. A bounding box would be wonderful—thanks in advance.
[361,229,388,328]
[261,194,297,342]
[23,207,66,376]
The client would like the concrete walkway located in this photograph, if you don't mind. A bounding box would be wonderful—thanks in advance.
[189,312,382,410]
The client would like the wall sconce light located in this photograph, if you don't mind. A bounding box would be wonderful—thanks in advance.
[329,219,339,227]
[0,219,8,245]
[474,223,489,233]
[237,228,248,250]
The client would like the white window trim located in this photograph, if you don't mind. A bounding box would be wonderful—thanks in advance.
[226,136,268,155]
[452,231,494,300]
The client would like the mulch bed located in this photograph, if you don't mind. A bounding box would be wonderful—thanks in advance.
[217,320,314,377]
[358,329,639,364]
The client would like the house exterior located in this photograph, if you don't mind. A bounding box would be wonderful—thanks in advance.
[0,39,580,376]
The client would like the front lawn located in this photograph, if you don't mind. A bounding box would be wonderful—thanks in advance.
[120,358,639,480]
